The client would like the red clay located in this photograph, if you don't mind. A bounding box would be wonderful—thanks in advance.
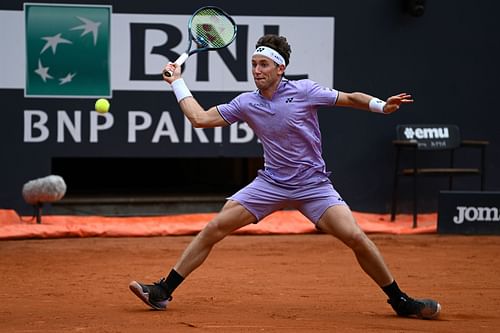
[1,234,499,332]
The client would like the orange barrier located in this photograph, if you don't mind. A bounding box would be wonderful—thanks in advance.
[0,209,21,225]
[0,209,436,240]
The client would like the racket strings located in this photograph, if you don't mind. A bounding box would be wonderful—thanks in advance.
[190,8,236,48]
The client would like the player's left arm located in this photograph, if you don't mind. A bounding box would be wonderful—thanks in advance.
[335,91,414,114]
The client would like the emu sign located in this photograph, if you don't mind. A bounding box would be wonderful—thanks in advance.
[396,124,461,150]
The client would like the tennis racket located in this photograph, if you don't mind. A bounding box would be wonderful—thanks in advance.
[163,6,237,77]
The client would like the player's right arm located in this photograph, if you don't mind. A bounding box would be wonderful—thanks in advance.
[178,98,228,128]
[162,62,228,128]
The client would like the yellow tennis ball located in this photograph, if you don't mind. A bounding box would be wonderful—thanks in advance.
[95,98,110,113]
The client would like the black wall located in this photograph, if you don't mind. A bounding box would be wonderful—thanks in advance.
[1,0,499,215]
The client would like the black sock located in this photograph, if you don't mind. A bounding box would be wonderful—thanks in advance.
[162,269,184,295]
[382,280,406,301]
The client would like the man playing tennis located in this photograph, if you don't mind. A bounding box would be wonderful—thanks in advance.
[129,34,441,319]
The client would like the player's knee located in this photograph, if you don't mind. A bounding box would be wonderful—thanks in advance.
[199,220,229,244]
[345,231,372,253]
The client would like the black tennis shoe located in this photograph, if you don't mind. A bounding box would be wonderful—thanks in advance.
[129,279,172,311]
[388,294,441,319]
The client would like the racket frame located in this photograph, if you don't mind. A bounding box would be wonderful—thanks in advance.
[164,6,237,77]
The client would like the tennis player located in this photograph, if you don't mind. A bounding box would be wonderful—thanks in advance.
[129,34,441,319]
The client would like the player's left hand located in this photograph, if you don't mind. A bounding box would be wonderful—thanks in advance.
[384,93,414,114]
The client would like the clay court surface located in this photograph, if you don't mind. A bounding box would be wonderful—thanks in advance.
[1,233,500,332]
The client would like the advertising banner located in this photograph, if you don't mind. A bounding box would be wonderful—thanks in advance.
[438,191,500,235]
[1,5,334,155]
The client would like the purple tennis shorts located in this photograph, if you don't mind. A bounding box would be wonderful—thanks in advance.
[228,174,347,225]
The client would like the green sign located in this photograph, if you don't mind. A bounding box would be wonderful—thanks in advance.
[25,4,111,97]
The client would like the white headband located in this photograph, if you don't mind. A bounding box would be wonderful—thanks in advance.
[253,46,285,66]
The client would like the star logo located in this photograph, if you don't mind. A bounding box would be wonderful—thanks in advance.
[71,16,101,46]
[59,73,77,85]
[34,59,53,82]
[25,4,111,97]
[40,33,73,54]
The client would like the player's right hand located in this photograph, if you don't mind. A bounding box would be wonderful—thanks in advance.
[162,62,181,84]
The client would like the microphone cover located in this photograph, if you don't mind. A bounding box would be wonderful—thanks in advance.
[22,175,67,205]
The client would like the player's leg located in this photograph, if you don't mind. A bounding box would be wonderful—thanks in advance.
[129,174,288,311]
[129,200,256,310]
[317,205,393,286]
[317,205,441,319]
[173,200,257,277]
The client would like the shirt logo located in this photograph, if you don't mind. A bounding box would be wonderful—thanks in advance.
[250,102,271,109]
[285,97,294,103]
[25,4,111,97]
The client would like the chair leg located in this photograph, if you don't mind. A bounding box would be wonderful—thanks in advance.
[449,149,455,190]
[480,146,486,190]
[390,148,401,222]
[412,173,417,228]
[390,176,399,222]
[411,147,418,228]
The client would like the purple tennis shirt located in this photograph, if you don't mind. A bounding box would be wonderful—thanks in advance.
[217,79,339,186]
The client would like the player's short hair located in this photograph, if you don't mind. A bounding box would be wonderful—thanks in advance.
[255,35,291,66]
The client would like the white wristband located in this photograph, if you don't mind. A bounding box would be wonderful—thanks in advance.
[171,78,192,102]
[369,98,387,114]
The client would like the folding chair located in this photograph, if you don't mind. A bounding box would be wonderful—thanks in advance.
[390,124,488,228]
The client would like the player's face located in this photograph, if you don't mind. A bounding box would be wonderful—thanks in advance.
[251,55,284,91]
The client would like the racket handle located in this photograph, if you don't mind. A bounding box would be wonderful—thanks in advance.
[163,53,189,77]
